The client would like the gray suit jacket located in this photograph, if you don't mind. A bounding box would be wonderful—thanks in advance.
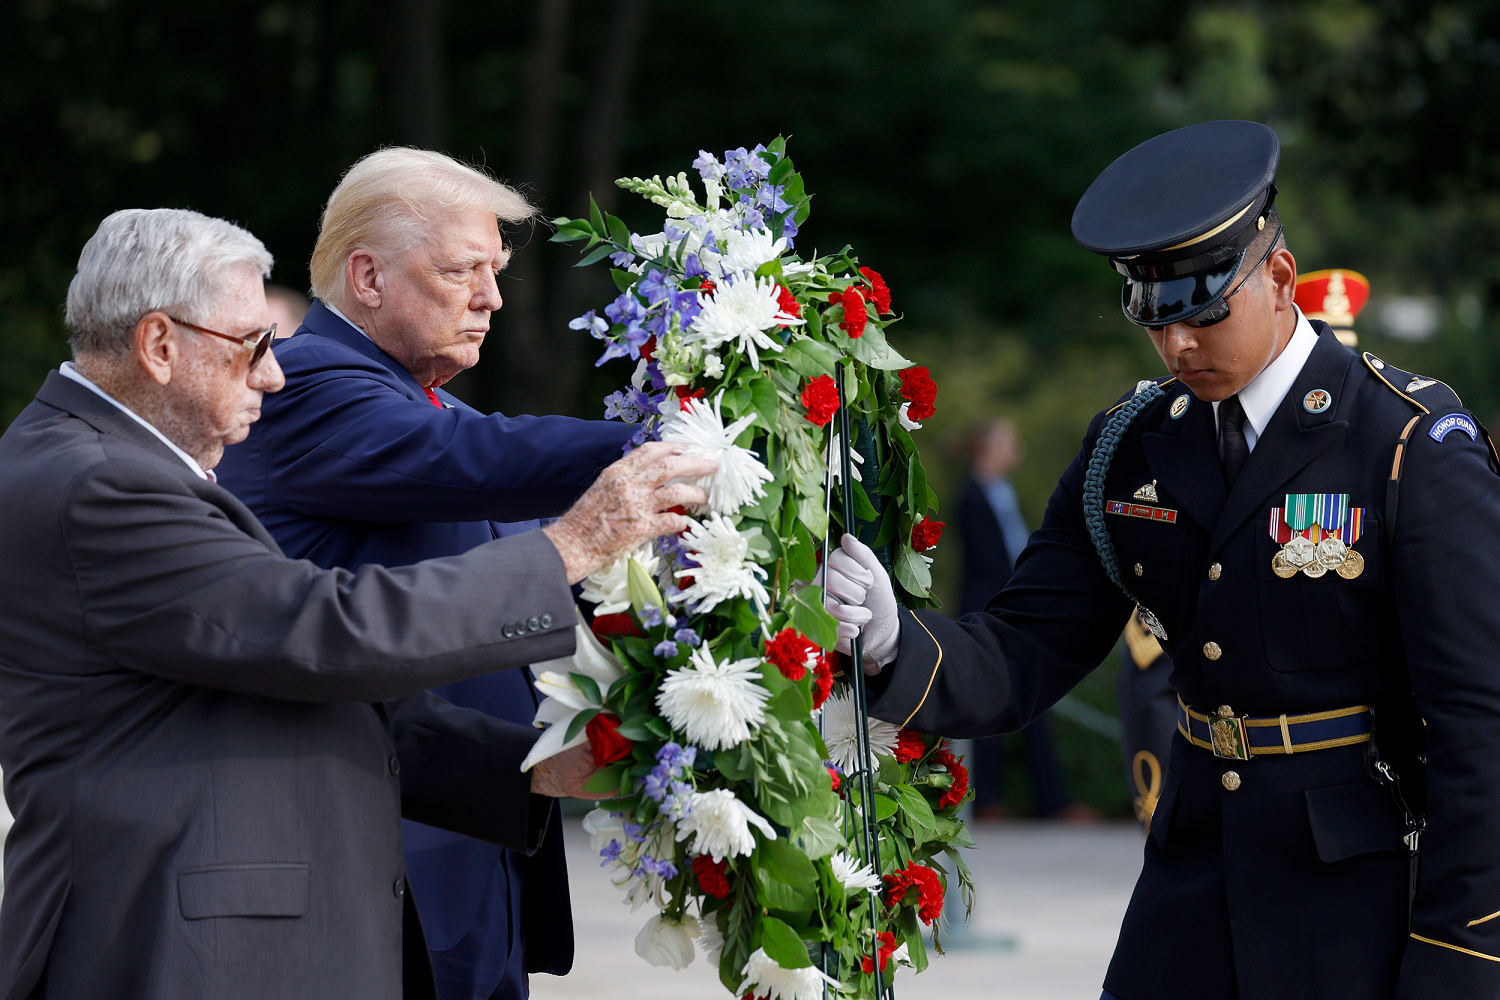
[0,373,578,999]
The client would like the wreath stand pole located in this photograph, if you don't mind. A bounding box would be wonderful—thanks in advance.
[833,362,893,1000]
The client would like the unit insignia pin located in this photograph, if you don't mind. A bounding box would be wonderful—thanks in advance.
[1133,480,1160,502]
[1268,494,1365,579]
[1406,377,1436,392]
[1170,394,1190,419]
[1137,606,1168,641]
[1302,389,1332,414]
[1370,357,1386,370]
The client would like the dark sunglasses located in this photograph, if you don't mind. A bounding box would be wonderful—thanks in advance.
[1146,223,1283,333]
[170,316,277,369]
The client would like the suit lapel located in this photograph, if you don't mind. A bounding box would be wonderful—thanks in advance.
[1141,386,1226,533]
[1209,330,1354,554]
[300,300,433,404]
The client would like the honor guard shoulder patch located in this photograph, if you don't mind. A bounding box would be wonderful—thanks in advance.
[1430,413,1479,443]
[1363,352,1464,415]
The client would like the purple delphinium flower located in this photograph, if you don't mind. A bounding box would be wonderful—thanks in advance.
[673,627,702,648]
[610,249,637,268]
[600,839,623,865]
[653,640,679,659]
[693,150,725,182]
[639,605,664,628]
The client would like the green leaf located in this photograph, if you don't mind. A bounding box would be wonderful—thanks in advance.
[889,784,938,837]
[749,377,781,432]
[754,842,818,918]
[570,672,602,706]
[580,762,627,798]
[778,338,839,378]
[611,269,635,292]
[786,520,817,586]
[788,586,839,651]
[613,716,655,741]
[795,492,829,542]
[844,324,911,371]
[870,793,900,821]
[588,194,606,234]
[575,242,615,268]
[563,706,599,744]
[605,211,632,249]
[758,915,813,970]
[716,742,755,781]
[798,816,844,859]
[894,546,933,597]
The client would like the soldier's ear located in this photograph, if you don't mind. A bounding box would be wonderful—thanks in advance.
[135,311,177,386]
[1268,249,1297,312]
[347,250,384,310]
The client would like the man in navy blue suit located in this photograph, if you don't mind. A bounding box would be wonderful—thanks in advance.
[217,147,633,1000]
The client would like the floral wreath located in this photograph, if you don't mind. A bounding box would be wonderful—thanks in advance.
[523,139,974,1000]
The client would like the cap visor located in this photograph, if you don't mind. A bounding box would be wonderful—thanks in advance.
[1121,255,1242,326]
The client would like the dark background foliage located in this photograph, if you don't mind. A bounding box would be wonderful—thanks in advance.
[6,0,1497,812]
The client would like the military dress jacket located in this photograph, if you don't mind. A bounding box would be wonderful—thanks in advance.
[0,374,579,1000]
[215,301,633,999]
[869,322,1500,999]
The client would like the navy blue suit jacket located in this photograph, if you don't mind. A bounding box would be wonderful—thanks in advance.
[217,301,633,999]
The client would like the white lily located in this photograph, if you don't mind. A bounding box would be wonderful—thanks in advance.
[520,614,627,771]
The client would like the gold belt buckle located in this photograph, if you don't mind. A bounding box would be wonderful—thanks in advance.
[1209,705,1250,761]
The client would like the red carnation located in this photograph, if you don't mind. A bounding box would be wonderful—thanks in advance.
[699,279,717,297]
[936,748,970,810]
[674,385,707,410]
[640,335,658,361]
[800,375,839,428]
[584,712,634,768]
[693,854,731,899]
[857,266,893,315]
[811,655,835,709]
[828,767,842,794]
[894,729,927,764]
[775,283,803,325]
[590,613,643,640]
[898,366,937,421]
[838,286,868,338]
[884,863,945,924]
[765,627,818,681]
[911,517,945,553]
[862,930,898,974]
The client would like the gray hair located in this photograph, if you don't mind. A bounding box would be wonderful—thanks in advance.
[65,208,273,357]
[309,147,537,305]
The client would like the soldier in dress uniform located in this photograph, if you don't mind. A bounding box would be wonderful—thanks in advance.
[1117,267,1376,830]
[821,120,1500,999]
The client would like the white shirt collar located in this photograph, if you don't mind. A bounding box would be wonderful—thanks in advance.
[58,362,211,480]
[324,300,370,342]
[1212,306,1318,451]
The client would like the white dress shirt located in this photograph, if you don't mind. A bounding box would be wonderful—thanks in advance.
[58,362,211,480]
[1212,305,1318,454]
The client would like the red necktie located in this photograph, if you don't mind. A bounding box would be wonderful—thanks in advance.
[423,387,442,408]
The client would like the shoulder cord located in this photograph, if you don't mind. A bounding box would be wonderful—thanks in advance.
[1083,381,1164,598]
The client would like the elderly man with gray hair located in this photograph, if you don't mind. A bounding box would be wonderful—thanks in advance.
[0,207,709,1000]
[214,147,636,1000]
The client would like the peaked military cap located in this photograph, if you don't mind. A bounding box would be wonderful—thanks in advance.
[1072,120,1280,327]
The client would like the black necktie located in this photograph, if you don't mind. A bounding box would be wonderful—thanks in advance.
[1219,394,1249,486]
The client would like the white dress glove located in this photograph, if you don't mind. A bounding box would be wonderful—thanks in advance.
[816,533,901,670]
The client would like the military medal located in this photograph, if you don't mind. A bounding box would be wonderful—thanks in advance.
[1268,494,1365,579]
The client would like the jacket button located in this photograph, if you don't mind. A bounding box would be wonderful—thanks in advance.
[1208,562,1222,581]
[1133,563,1144,577]
[388,755,401,776]
[540,614,553,628]
[393,877,406,898]
[502,623,514,638]
[527,616,540,631]
[1203,641,1222,661]
[1221,771,1242,791]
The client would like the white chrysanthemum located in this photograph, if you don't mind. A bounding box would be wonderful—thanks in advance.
[697,917,725,965]
[655,646,770,751]
[520,617,626,771]
[673,515,771,614]
[737,947,841,1000]
[720,227,788,275]
[827,432,864,484]
[659,394,773,515]
[820,688,901,774]
[897,401,924,431]
[579,544,662,615]
[829,850,882,892]
[686,274,801,370]
[635,913,699,969]
[675,788,777,861]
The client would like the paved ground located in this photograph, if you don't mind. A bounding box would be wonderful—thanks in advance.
[533,817,1143,1000]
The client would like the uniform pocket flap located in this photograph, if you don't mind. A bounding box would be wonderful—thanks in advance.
[179,863,310,920]
[1305,780,1406,863]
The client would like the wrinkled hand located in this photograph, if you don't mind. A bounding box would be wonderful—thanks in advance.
[529,742,598,799]
[542,442,714,583]
[815,533,900,671]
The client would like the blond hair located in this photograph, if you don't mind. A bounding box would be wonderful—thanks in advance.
[308,148,537,306]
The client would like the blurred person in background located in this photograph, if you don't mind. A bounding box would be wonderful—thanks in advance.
[266,283,310,339]
[958,417,1095,822]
